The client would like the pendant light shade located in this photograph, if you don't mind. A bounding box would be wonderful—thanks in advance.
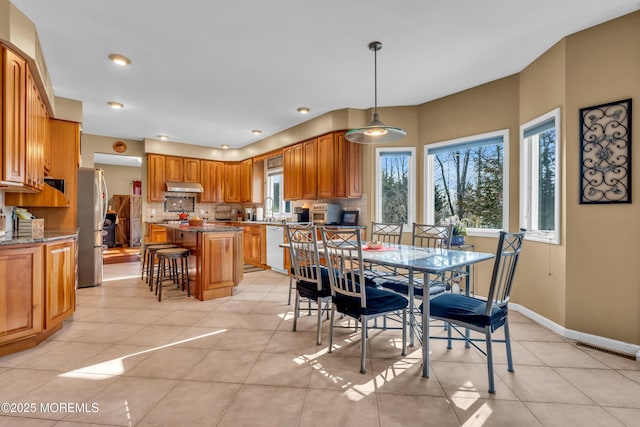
[345,41,406,144]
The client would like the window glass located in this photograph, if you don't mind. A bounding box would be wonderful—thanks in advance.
[375,148,415,227]
[266,168,290,217]
[520,108,560,243]
[425,130,509,234]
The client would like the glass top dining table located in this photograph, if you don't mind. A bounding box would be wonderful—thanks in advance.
[358,244,495,378]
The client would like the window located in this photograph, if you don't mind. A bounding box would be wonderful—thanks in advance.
[266,167,290,217]
[520,108,560,243]
[425,130,509,236]
[375,148,416,227]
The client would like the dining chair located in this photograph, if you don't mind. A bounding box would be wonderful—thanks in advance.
[424,230,525,393]
[320,226,408,374]
[286,223,332,345]
[364,221,404,280]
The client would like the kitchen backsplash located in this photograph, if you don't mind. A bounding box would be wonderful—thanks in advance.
[145,193,367,225]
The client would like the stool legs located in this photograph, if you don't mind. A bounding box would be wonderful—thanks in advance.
[153,249,190,301]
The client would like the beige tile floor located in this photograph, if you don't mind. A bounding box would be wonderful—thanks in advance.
[1,261,639,426]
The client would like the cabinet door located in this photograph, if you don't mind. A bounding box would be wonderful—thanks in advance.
[150,224,168,242]
[165,156,183,181]
[147,154,165,202]
[200,160,216,203]
[317,133,335,198]
[302,138,318,199]
[283,144,303,200]
[200,232,236,291]
[333,131,348,198]
[240,158,253,203]
[224,163,241,203]
[183,158,200,183]
[0,245,43,344]
[243,224,265,265]
[44,240,75,330]
[347,140,362,198]
[3,47,27,184]
[24,68,45,191]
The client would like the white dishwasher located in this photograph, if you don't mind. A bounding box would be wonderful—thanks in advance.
[266,225,286,274]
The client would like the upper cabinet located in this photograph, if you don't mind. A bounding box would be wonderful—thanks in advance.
[183,158,200,183]
[302,138,317,200]
[224,162,241,203]
[2,47,27,185]
[283,143,303,200]
[165,156,183,181]
[240,158,264,203]
[147,154,166,202]
[284,131,362,200]
[200,160,224,203]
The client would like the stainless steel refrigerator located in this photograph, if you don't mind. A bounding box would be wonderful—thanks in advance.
[77,167,108,288]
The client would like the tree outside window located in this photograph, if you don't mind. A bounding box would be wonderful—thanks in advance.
[426,130,509,234]
[376,148,415,227]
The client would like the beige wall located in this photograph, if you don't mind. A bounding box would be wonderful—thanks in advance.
[517,40,568,326]
[80,134,145,168]
[564,11,640,344]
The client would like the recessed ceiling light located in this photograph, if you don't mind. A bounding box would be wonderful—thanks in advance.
[221,144,229,149]
[251,129,262,135]
[158,135,168,140]
[108,53,131,66]
[107,101,124,109]
[297,107,310,114]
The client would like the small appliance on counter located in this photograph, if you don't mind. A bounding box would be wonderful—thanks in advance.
[293,207,310,223]
[312,203,341,225]
[214,205,232,221]
[244,207,255,221]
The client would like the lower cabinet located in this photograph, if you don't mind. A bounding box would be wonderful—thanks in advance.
[198,231,243,300]
[44,239,75,330]
[243,224,266,266]
[0,245,43,346]
[147,223,168,242]
[0,239,76,356]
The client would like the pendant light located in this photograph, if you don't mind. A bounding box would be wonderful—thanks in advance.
[345,41,406,144]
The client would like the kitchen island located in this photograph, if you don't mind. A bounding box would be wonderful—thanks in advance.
[159,223,244,301]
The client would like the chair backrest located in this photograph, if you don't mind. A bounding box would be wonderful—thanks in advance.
[286,223,323,291]
[320,226,367,308]
[485,230,525,314]
[370,222,403,244]
[412,223,452,249]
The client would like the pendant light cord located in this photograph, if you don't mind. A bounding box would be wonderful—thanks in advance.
[373,45,378,115]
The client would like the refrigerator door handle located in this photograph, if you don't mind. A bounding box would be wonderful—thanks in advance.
[100,170,108,226]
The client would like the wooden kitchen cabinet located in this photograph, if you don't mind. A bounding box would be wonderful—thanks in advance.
[200,160,224,203]
[0,245,43,346]
[317,133,335,198]
[302,138,318,199]
[44,239,75,330]
[147,223,168,242]
[333,131,362,198]
[224,162,241,203]
[2,46,27,185]
[198,231,243,300]
[165,155,183,181]
[147,154,165,202]
[240,158,264,203]
[283,143,303,200]
[242,223,266,266]
[183,158,200,183]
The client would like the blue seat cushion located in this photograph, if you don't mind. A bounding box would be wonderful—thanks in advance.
[380,279,448,298]
[334,285,408,318]
[423,294,507,331]
[296,266,332,299]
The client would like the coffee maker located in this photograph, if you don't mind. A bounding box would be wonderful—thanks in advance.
[244,207,254,221]
[293,207,309,223]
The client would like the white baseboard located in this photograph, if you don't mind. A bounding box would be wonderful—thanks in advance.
[509,303,640,361]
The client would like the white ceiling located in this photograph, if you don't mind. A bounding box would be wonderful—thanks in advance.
[11,0,640,149]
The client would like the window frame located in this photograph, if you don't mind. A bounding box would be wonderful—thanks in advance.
[424,129,510,238]
[265,167,290,218]
[519,107,561,244]
[375,147,416,229]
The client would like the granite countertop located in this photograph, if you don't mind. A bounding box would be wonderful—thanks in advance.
[0,229,79,246]
[159,223,243,232]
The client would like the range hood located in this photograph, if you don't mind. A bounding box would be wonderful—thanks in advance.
[165,181,204,193]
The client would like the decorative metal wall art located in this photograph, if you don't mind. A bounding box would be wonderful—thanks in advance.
[579,98,632,204]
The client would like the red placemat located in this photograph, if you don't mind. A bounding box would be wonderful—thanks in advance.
[362,245,398,252]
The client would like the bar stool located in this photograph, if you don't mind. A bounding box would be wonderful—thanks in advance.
[154,247,190,301]
[141,241,172,281]
[145,244,178,289]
